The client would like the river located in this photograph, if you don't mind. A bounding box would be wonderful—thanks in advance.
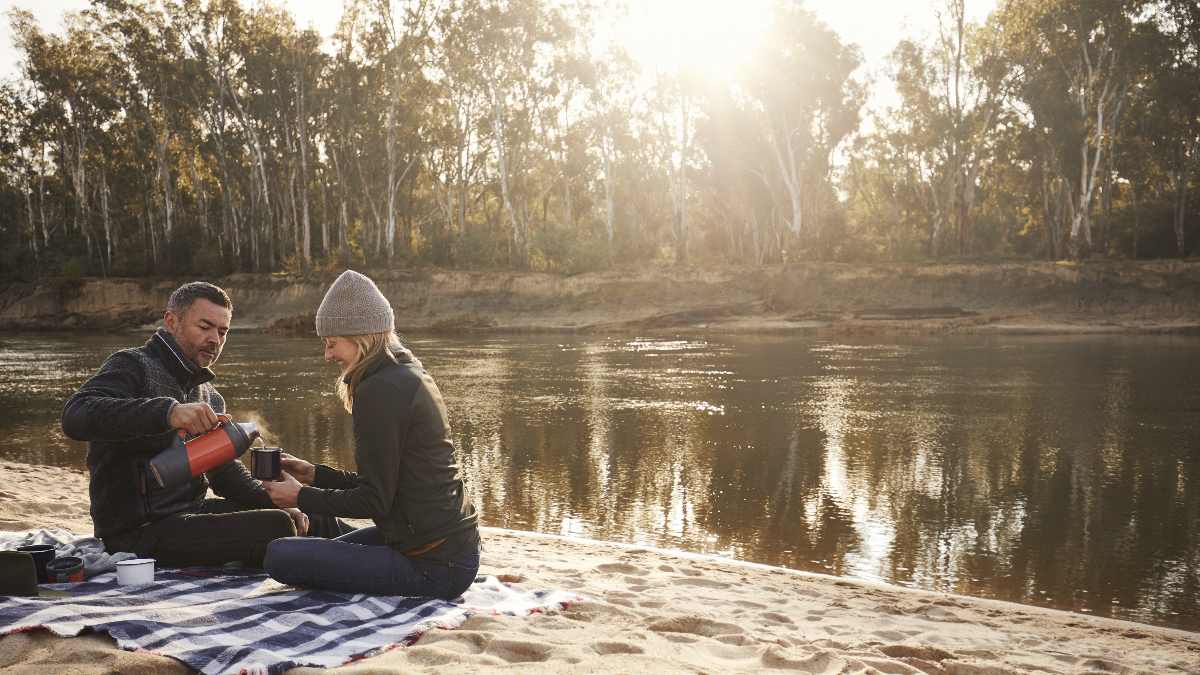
[1,330,1197,630]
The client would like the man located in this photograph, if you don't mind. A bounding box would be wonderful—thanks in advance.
[62,282,319,567]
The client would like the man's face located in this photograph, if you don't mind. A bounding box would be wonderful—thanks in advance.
[164,298,232,369]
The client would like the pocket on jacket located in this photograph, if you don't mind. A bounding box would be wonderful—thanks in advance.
[140,459,193,522]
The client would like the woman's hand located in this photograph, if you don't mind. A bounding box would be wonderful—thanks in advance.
[261,470,303,508]
[280,452,316,485]
[283,507,309,536]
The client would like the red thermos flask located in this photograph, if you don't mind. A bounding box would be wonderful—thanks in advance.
[147,414,260,489]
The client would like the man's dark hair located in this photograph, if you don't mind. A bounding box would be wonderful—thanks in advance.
[167,282,232,316]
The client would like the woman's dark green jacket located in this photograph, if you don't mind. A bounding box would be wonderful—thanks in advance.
[297,348,478,552]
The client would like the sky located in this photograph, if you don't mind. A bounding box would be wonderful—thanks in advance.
[0,0,998,111]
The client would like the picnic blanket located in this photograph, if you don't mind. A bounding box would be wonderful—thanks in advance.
[0,531,581,674]
[0,528,136,577]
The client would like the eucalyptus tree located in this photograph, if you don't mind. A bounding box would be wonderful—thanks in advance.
[1113,98,1160,258]
[176,0,248,268]
[881,2,1008,257]
[91,0,196,271]
[478,0,566,268]
[580,44,638,263]
[739,2,862,258]
[355,0,434,261]
[289,27,325,266]
[1140,0,1200,256]
[695,84,777,264]
[322,8,367,262]
[10,7,130,274]
[427,0,572,267]
[424,0,491,261]
[842,119,935,260]
[0,82,36,271]
[649,70,697,265]
[999,0,1150,258]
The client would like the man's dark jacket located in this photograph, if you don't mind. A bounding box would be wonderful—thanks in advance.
[62,329,273,540]
[297,348,478,553]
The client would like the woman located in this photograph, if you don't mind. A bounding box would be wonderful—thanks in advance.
[261,269,480,598]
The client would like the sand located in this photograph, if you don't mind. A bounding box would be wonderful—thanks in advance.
[1,459,1197,674]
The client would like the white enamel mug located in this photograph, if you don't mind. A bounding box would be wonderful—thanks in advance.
[115,558,156,585]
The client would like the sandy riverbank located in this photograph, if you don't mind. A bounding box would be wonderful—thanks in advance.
[1,459,1197,674]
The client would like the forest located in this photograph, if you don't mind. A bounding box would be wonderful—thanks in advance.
[0,0,1197,280]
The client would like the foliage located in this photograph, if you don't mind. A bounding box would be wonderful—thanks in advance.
[0,0,1197,283]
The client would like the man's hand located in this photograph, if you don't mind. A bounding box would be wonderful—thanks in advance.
[169,402,220,436]
[261,470,303,508]
[283,507,309,536]
[280,453,316,485]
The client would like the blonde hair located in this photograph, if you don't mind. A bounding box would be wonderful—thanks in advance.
[334,331,403,412]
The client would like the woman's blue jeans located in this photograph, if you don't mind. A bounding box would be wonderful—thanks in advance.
[264,526,480,599]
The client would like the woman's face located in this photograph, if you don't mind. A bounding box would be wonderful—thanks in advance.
[323,336,360,370]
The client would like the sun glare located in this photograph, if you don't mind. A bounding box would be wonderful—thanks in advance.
[617,0,773,82]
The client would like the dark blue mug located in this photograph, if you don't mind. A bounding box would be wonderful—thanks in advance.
[251,446,282,481]
[16,544,56,584]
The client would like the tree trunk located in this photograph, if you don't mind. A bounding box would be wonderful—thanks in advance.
[297,70,312,266]
[665,95,691,264]
[1066,38,1126,259]
[493,88,526,268]
[331,148,350,258]
[601,130,616,263]
[144,186,159,270]
[155,128,174,255]
[355,154,384,255]
[38,142,48,250]
[1100,138,1114,254]
[385,94,399,260]
[24,180,38,263]
[1173,170,1188,257]
[1132,184,1140,259]
[766,111,802,238]
[101,170,112,275]
[226,83,271,270]
[1042,167,1066,260]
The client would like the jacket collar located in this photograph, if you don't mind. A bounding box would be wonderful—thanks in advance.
[147,328,215,389]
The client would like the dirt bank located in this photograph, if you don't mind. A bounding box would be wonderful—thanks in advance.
[2,261,1199,334]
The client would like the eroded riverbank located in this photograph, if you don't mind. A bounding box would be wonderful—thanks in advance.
[2,261,1199,334]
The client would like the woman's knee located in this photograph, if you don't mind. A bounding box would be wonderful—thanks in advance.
[264,536,306,577]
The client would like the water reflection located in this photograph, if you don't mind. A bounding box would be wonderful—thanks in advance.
[0,331,1197,630]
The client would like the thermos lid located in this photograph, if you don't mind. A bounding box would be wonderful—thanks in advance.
[230,421,260,447]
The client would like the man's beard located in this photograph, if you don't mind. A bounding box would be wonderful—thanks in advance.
[194,346,220,367]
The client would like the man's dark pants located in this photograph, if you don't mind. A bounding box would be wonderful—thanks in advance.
[103,499,343,568]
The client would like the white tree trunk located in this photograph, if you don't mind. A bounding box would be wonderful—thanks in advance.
[765,112,803,237]
[24,176,37,261]
[296,70,312,265]
[38,142,48,249]
[1065,36,1126,258]
[155,128,173,247]
[330,148,350,256]
[493,87,525,266]
[601,130,616,258]
[385,94,398,260]
[1173,170,1188,256]
[101,170,112,274]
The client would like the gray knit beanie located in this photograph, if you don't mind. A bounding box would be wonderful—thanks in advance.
[315,270,395,337]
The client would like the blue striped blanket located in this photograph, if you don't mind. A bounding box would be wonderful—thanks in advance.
[0,557,578,674]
